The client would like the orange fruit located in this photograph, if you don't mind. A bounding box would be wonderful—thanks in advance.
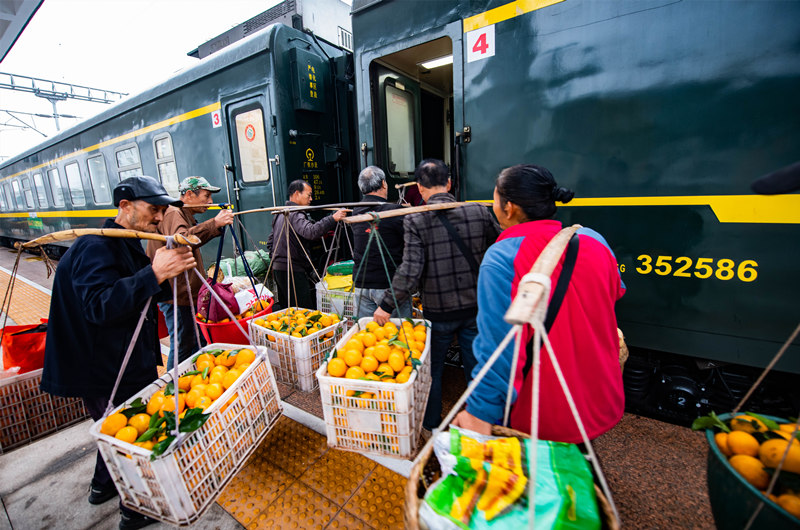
[377,363,394,378]
[373,344,391,363]
[134,440,155,451]
[190,374,209,388]
[234,348,256,366]
[196,396,213,410]
[714,432,732,457]
[372,327,385,340]
[777,495,800,518]
[319,315,332,328]
[365,373,380,381]
[362,332,377,348]
[177,374,193,392]
[395,371,410,384]
[209,369,227,386]
[344,349,363,367]
[160,394,186,415]
[388,352,405,373]
[728,431,760,457]
[185,388,204,408]
[128,413,151,436]
[345,338,364,353]
[146,396,164,416]
[114,426,139,444]
[360,355,379,373]
[729,454,769,490]
[222,369,241,390]
[215,350,236,367]
[195,353,216,371]
[101,413,128,436]
[328,358,347,377]
[345,366,365,379]
[731,415,768,434]
[205,383,224,400]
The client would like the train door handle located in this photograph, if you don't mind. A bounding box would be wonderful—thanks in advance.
[268,155,280,206]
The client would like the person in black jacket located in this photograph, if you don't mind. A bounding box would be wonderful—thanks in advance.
[266,179,346,310]
[41,176,196,530]
[351,166,411,318]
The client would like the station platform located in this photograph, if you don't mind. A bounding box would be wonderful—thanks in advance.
[0,247,716,529]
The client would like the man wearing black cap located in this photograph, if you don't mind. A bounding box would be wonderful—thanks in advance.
[41,176,196,530]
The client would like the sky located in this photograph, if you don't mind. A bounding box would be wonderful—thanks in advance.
[0,0,283,161]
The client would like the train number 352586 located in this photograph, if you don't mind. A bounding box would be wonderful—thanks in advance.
[634,255,758,282]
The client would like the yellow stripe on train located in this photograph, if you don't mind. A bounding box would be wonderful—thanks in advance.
[470,194,800,224]
[463,0,566,32]
[1,102,222,181]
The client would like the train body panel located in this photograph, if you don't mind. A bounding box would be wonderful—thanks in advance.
[0,24,356,264]
[351,0,800,373]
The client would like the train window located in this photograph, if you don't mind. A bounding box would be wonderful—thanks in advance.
[20,177,35,209]
[0,188,5,211]
[385,84,416,175]
[47,168,65,207]
[64,162,86,206]
[116,145,143,179]
[87,155,112,204]
[234,108,268,183]
[11,180,24,209]
[154,135,179,196]
[3,183,14,210]
[32,173,48,208]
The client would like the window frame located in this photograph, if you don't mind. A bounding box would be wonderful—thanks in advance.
[87,154,112,204]
[19,176,35,209]
[3,183,15,210]
[32,173,48,208]
[47,168,65,207]
[153,133,179,197]
[115,143,144,180]
[64,162,86,206]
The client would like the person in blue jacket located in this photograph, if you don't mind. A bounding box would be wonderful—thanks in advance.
[41,176,196,530]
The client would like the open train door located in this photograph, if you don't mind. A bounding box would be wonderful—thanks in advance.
[359,23,464,199]
[223,94,281,250]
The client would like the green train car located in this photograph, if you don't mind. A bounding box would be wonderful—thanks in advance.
[350,0,800,418]
[0,23,357,262]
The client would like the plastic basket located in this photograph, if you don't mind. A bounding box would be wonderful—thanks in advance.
[249,308,345,392]
[195,302,273,345]
[0,368,89,454]
[89,343,282,526]
[315,317,432,459]
[315,282,356,326]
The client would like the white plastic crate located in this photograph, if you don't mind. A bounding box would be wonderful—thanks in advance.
[249,308,346,392]
[0,368,88,454]
[316,317,432,459]
[89,343,282,527]
[315,281,356,326]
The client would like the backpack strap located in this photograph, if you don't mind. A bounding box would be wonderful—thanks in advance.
[435,210,480,275]
[522,232,580,380]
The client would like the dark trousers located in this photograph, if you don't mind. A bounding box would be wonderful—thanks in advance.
[273,268,315,310]
[158,302,206,370]
[83,396,137,516]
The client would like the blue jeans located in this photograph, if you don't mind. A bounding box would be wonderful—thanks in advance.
[159,302,205,370]
[354,287,413,319]
[424,317,478,430]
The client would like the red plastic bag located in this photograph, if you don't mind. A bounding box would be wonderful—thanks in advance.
[196,282,239,323]
[1,319,48,373]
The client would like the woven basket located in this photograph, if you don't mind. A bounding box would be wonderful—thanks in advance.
[404,424,620,529]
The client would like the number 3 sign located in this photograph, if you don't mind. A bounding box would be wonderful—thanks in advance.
[466,24,495,63]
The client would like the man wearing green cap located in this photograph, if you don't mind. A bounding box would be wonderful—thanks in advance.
[146,176,234,369]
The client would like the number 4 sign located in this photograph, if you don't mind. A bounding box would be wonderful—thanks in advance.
[466,24,495,63]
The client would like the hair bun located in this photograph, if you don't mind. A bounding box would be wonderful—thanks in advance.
[553,186,575,204]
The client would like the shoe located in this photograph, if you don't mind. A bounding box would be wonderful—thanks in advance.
[88,484,118,505]
[119,510,158,530]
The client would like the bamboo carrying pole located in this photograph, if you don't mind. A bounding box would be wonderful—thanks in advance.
[16,229,201,249]
[234,201,386,217]
[343,201,491,224]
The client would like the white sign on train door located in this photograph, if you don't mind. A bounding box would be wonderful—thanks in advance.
[466,24,495,63]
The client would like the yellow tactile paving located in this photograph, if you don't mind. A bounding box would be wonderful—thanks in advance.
[0,269,51,325]
[219,417,408,530]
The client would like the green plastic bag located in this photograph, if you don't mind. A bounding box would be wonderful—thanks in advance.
[420,428,600,529]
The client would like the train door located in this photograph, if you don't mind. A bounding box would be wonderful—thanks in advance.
[224,95,280,249]
[363,27,463,198]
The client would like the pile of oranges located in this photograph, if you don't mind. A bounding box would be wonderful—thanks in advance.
[196,299,271,324]
[254,308,340,339]
[325,319,427,385]
[711,414,800,519]
[99,347,256,454]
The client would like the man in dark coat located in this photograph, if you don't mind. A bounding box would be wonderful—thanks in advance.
[41,176,196,530]
[266,179,346,309]
[351,166,411,318]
